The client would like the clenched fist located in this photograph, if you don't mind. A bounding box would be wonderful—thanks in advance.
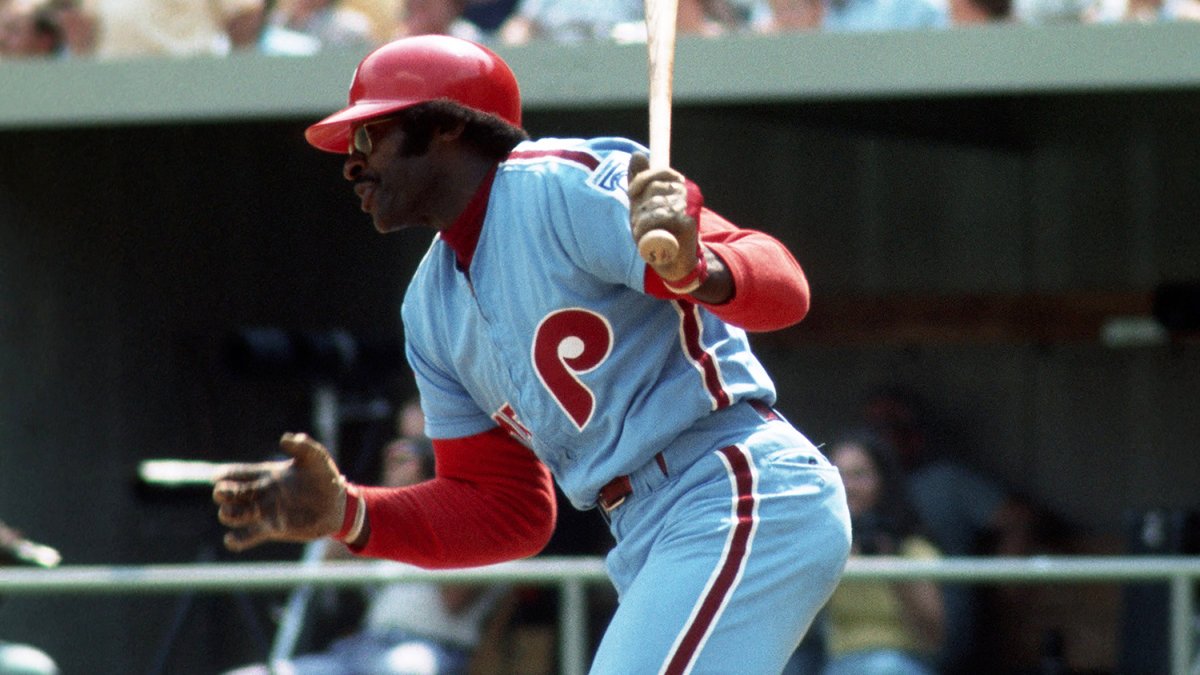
[213,433,347,552]
[627,152,700,284]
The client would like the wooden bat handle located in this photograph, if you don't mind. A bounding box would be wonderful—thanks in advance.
[640,0,681,265]
[638,229,679,266]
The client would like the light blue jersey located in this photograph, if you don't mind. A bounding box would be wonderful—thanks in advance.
[403,137,776,509]
[402,135,850,674]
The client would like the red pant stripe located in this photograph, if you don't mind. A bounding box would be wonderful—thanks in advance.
[662,445,758,675]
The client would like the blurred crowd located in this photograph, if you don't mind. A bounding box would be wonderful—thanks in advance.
[2,0,1197,61]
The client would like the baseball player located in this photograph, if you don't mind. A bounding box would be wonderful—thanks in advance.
[213,35,851,674]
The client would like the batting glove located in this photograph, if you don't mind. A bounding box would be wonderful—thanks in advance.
[213,433,349,552]
[627,152,703,287]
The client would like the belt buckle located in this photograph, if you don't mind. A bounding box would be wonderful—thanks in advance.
[598,475,632,513]
[601,494,626,512]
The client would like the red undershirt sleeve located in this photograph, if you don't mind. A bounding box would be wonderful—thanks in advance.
[352,427,557,569]
[696,209,811,331]
[643,179,810,332]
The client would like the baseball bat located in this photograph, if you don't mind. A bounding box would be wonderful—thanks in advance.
[637,0,682,267]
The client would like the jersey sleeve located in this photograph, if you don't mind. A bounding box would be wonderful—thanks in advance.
[405,321,495,440]
[643,201,811,332]
[548,148,648,291]
[353,426,557,568]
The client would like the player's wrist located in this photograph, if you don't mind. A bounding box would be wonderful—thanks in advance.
[662,243,709,295]
[333,482,366,543]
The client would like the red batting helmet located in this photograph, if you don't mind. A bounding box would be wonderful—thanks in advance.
[305,35,523,154]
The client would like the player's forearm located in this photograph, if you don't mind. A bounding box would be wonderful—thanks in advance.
[349,428,557,568]
[695,226,810,331]
[353,481,553,567]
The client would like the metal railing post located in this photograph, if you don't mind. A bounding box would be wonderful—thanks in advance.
[269,384,340,665]
[560,577,588,675]
[1171,572,1194,675]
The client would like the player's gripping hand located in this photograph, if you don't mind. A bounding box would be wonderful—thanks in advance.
[212,433,347,552]
[627,152,701,285]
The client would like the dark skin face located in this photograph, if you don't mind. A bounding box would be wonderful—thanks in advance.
[341,110,735,305]
[342,117,494,235]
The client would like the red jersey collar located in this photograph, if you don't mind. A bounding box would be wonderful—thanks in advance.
[439,165,498,272]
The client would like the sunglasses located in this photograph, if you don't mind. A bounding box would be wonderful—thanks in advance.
[349,117,397,155]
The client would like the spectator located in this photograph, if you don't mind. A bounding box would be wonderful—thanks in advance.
[765,0,948,31]
[267,0,374,51]
[677,0,775,35]
[821,430,944,675]
[497,0,772,43]
[760,0,823,29]
[224,423,509,675]
[863,385,1036,673]
[393,0,486,41]
[341,0,396,42]
[497,0,641,44]
[257,12,323,54]
[0,0,62,57]
[1082,0,1200,20]
[46,0,98,55]
[949,0,1011,23]
[863,386,1035,558]
[1010,0,1086,21]
[460,0,517,34]
[1168,0,1200,18]
[90,0,264,59]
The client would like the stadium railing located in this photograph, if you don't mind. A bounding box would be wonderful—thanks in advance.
[2,555,1199,675]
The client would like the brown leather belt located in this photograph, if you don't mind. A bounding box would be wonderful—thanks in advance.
[747,399,780,422]
[598,475,633,512]
[596,400,780,513]
[598,451,668,513]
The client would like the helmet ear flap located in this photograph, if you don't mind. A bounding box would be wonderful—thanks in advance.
[305,36,523,154]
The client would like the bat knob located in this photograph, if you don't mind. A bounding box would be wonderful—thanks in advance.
[638,229,680,267]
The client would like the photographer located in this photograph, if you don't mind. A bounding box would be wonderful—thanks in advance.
[820,431,944,675]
